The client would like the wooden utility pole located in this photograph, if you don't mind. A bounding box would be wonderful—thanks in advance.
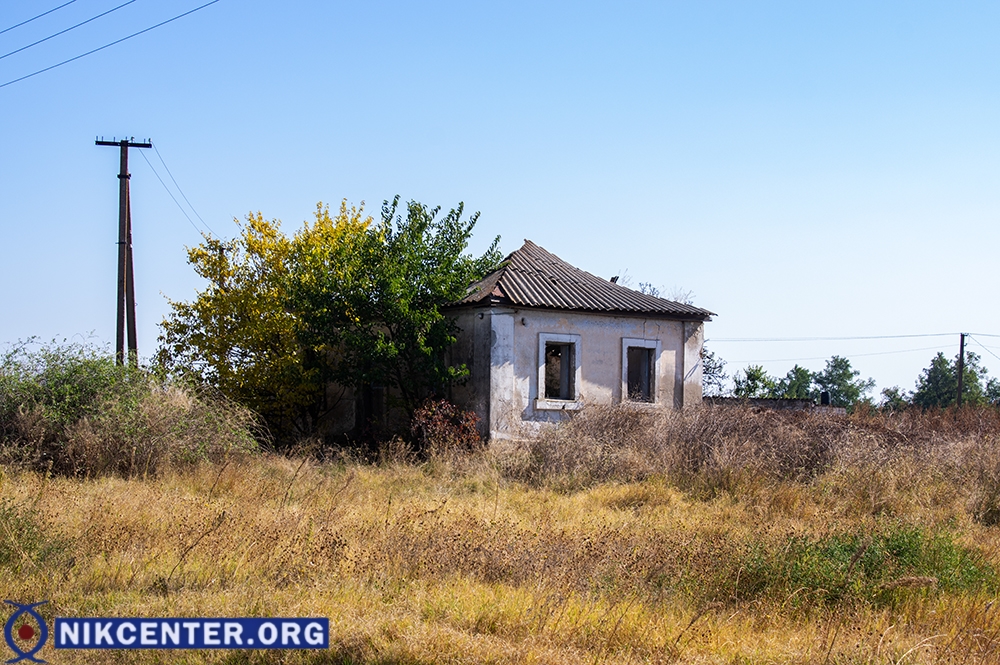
[957,332,966,407]
[96,136,152,366]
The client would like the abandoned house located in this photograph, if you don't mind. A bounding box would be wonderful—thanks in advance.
[445,240,715,440]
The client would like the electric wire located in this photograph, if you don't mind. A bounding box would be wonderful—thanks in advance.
[0,0,139,62]
[0,0,79,36]
[969,335,1000,364]
[138,148,205,238]
[152,143,215,236]
[729,343,954,365]
[0,0,222,89]
[707,333,957,343]
[716,331,1000,367]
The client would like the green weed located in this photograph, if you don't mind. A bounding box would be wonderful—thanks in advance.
[0,498,66,574]
[735,524,995,607]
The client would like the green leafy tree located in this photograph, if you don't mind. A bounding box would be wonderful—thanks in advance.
[733,365,778,399]
[811,355,875,410]
[287,196,501,419]
[958,352,992,405]
[701,346,727,396]
[879,386,909,411]
[911,353,955,409]
[775,365,813,399]
[987,378,1000,406]
[912,351,993,408]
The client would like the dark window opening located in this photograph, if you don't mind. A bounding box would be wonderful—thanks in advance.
[544,343,575,400]
[626,347,654,402]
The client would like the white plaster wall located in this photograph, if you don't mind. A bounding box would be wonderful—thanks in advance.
[683,321,705,409]
[489,309,516,437]
[500,308,701,438]
[449,307,705,440]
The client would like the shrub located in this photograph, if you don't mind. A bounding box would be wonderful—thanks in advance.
[498,402,1000,507]
[0,340,260,477]
[410,399,482,455]
[498,405,660,488]
[500,404,843,489]
[0,339,145,436]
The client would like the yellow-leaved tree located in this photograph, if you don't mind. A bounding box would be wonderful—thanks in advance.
[159,197,499,447]
[157,202,370,446]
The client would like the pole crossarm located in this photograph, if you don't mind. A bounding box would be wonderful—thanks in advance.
[96,137,152,148]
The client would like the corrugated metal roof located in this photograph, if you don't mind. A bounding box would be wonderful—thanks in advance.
[454,240,714,320]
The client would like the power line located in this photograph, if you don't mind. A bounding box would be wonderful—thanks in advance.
[152,143,215,235]
[0,0,222,90]
[0,0,139,62]
[0,0,79,36]
[138,148,205,238]
[729,343,954,364]
[707,333,957,343]
[969,335,1000,364]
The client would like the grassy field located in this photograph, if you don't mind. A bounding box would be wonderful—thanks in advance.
[5,405,1000,664]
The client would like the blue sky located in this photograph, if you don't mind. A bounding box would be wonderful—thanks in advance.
[2,1,999,395]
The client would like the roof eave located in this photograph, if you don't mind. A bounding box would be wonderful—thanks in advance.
[442,301,713,321]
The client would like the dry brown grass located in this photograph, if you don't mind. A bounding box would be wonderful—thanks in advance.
[502,405,1000,503]
[4,404,1000,663]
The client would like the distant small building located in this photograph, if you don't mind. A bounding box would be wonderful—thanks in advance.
[445,240,715,440]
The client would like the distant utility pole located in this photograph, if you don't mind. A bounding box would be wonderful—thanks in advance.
[957,332,966,407]
[96,136,152,366]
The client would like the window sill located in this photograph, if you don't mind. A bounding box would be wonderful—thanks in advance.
[621,399,659,408]
[535,398,584,411]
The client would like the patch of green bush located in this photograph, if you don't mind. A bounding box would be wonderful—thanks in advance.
[0,340,142,432]
[0,340,261,477]
[734,523,995,607]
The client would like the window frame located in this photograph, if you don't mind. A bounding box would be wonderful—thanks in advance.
[621,337,662,404]
[535,332,583,411]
